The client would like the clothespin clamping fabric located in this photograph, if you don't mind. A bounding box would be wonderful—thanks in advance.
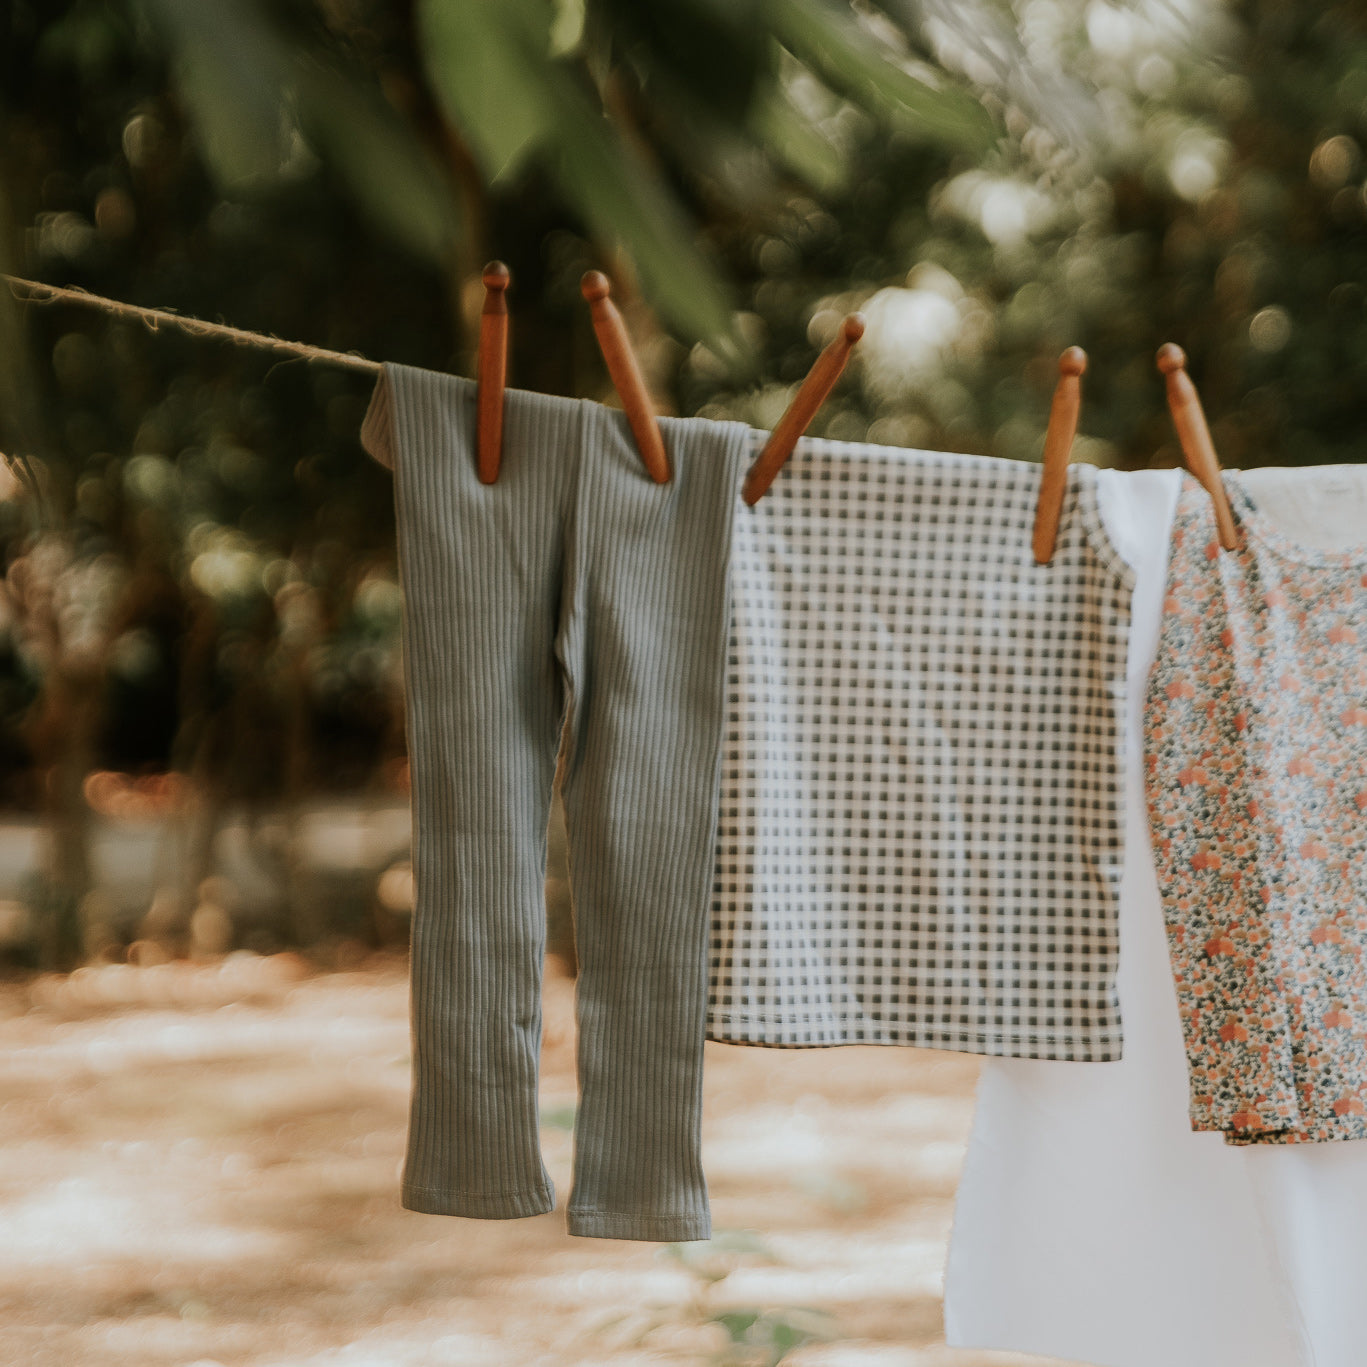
[1156,343,1239,551]
[476,261,511,485]
[742,314,865,505]
[1032,347,1087,565]
[581,271,670,483]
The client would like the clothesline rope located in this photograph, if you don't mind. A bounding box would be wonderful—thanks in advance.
[2,274,382,376]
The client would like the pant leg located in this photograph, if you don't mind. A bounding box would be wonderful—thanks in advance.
[380,364,580,1218]
[557,405,749,1240]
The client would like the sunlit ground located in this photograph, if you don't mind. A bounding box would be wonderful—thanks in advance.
[0,953,1070,1367]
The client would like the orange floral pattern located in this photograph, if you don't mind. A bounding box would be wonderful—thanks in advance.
[1145,476,1367,1144]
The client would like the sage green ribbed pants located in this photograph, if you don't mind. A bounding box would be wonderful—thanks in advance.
[362,365,747,1241]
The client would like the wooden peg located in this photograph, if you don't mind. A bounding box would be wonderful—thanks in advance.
[477,261,510,485]
[581,271,669,483]
[1156,343,1239,551]
[1032,346,1087,565]
[743,314,866,506]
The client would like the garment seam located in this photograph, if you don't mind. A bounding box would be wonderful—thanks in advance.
[705,1022,1123,1044]
[1227,468,1367,568]
[404,1182,554,1201]
[567,1210,708,1229]
[1073,462,1140,593]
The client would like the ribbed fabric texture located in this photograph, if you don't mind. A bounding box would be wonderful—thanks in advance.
[363,364,748,1241]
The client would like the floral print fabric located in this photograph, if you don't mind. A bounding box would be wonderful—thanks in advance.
[1145,474,1367,1144]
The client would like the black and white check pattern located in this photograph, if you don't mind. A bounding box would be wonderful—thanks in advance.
[707,438,1135,1060]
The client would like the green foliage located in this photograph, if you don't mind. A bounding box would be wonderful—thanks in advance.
[686,1,1367,470]
[597,1230,836,1366]
[292,62,464,264]
[538,1101,577,1132]
[708,1306,831,1367]
[125,0,997,346]
[766,0,994,150]
[137,0,293,191]
[415,0,556,183]
[137,0,462,263]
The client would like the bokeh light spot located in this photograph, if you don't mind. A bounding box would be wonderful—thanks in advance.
[1249,305,1292,353]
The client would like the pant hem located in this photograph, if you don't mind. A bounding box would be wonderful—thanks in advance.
[567,1208,711,1242]
[402,1182,555,1220]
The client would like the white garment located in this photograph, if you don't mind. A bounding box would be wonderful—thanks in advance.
[1233,465,1367,1363]
[1238,465,1367,551]
[945,464,1367,1367]
[944,467,1298,1367]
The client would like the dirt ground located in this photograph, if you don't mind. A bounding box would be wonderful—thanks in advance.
[0,952,1070,1367]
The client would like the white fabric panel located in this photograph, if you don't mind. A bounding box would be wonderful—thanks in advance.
[946,464,1367,1367]
[944,467,1309,1367]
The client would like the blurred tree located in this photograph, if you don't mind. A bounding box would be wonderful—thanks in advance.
[689,1,1367,471]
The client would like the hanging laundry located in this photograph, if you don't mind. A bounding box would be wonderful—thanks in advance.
[362,366,749,1241]
[1146,471,1367,1144]
[946,466,1308,1367]
[1237,464,1367,552]
[947,465,1367,1367]
[708,438,1134,1060]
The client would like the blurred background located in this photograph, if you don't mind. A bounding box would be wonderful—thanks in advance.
[0,2,1365,1365]
[2,0,1366,971]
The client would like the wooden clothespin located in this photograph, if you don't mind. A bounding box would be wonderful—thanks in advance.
[477,261,510,485]
[742,314,865,505]
[581,271,670,483]
[1156,343,1239,551]
[1032,346,1087,565]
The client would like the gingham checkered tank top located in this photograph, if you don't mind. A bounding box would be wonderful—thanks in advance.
[707,439,1134,1060]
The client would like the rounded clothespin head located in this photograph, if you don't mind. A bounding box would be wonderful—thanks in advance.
[1155,341,1186,376]
[477,261,511,484]
[1059,345,1087,377]
[483,260,511,301]
[841,314,867,346]
[1031,345,1088,565]
[581,270,611,303]
[578,269,670,483]
[1155,341,1239,551]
